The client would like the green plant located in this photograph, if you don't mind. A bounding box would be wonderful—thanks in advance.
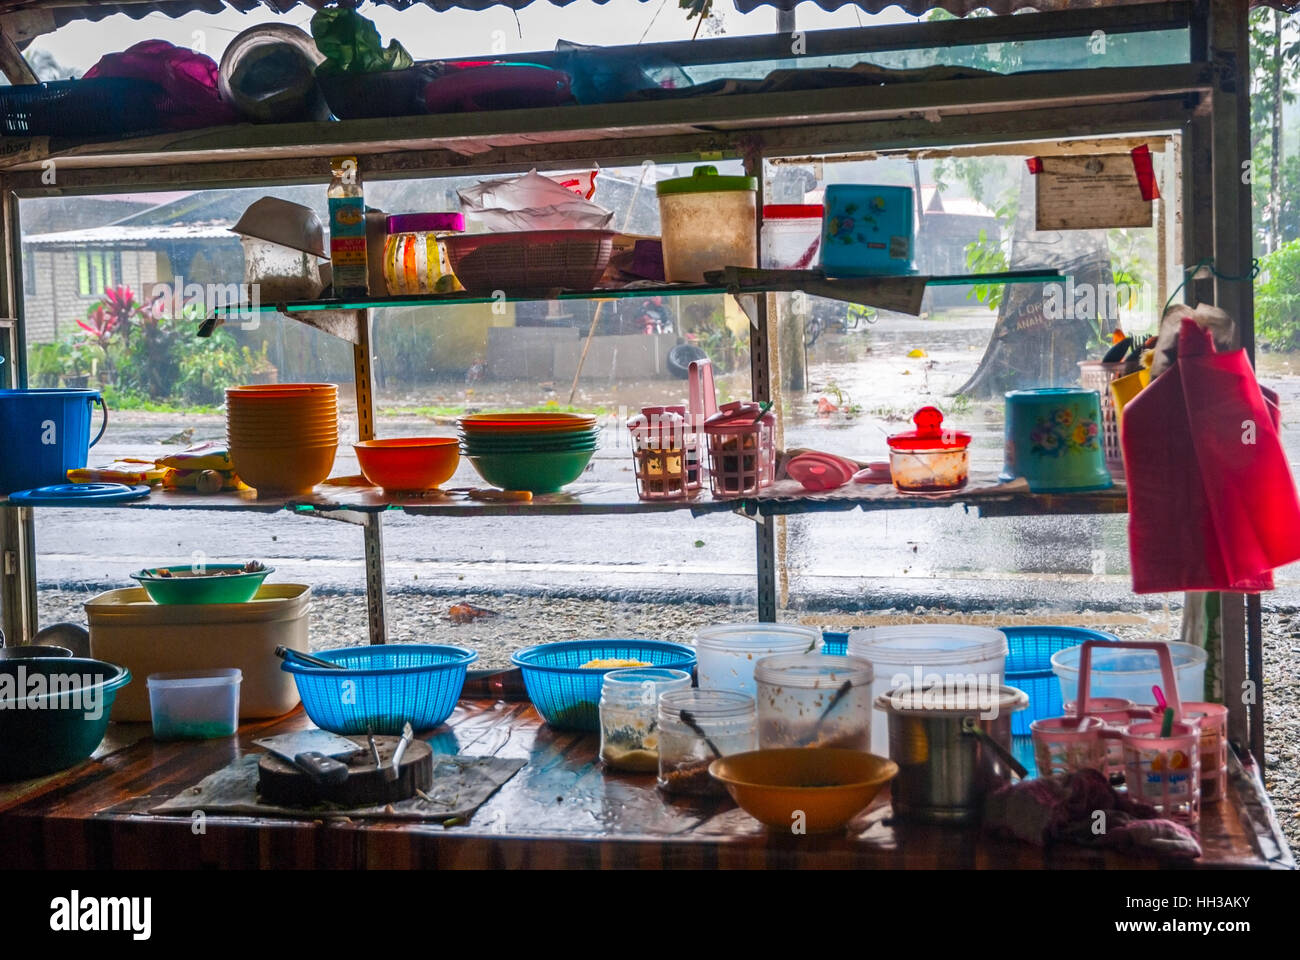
[28,342,67,387]
[964,228,1011,311]
[1255,239,1300,351]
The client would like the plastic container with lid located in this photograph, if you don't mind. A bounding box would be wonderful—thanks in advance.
[599,666,693,772]
[656,165,757,283]
[1001,387,1112,493]
[147,668,242,740]
[754,652,874,750]
[702,400,776,498]
[820,184,915,277]
[761,204,823,270]
[695,622,821,697]
[887,406,970,492]
[657,688,757,796]
[847,625,1009,755]
[627,405,693,500]
[382,212,466,295]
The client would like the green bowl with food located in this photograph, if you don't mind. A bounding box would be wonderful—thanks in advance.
[130,562,273,605]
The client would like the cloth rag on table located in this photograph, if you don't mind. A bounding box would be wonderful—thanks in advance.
[1121,316,1300,593]
[150,753,525,822]
[984,768,1202,860]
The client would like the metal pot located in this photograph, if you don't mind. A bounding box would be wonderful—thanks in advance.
[875,684,1028,824]
[0,644,73,659]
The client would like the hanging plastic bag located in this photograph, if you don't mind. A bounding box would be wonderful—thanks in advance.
[458,169,613,231]
[1123,313,1300,593]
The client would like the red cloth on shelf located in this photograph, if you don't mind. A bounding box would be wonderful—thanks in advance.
[1122,317,1300,593]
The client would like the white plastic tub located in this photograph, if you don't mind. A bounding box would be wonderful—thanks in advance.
[148,668,242,740]
[1052,641,1207,707]
[695,623,820,698]
[847,625,1009,754]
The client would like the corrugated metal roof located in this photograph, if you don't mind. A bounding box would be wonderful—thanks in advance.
[1,0,1295,33]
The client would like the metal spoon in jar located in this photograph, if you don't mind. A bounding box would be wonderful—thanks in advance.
[679,709,723,759]
[801,679,853,747]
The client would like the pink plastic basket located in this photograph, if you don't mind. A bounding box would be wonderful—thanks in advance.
[1184,701,1228,804]
[442,229,616,295]
[1123,720,1201,825]
[1030,715,1107,777]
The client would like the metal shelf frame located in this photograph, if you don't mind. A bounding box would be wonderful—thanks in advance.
[0,0,1267,764]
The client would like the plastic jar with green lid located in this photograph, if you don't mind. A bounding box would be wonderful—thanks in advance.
[656,165,758,283]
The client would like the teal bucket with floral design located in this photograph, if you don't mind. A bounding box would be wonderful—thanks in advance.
[1000,388,1113,492]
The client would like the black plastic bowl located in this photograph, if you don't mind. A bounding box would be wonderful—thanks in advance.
[0,657,131,782]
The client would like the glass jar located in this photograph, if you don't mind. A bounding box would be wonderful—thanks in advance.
[886,406,970,492]
[702,400,776,498]
[760,204,823,269]
[657,688,757,797]
[382,213,465,295]
[599,667,692,772]
[754,653,874,750]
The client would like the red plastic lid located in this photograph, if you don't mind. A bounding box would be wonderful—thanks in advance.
[887,406,971,451]
[787,454,853,491]
[763,204,824,220]
[703,400,774,433]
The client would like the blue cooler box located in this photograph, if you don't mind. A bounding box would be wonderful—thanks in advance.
[820,185,915,277]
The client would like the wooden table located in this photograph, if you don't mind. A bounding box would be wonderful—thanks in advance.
[1,686,1292,870]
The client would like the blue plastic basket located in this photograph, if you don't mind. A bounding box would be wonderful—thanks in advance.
[0,78,170,137]
[821,630,849,656]
[511,639,696,731]
[281,644,477,734]
[1002,626,1119,736]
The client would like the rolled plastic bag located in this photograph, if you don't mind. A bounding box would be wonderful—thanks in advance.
[458,169,613,231]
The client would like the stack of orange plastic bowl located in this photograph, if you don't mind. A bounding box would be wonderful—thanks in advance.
[227,383,338,496]
[458,412,598,493]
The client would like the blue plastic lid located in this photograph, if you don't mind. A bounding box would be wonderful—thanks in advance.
[6,483,150,504]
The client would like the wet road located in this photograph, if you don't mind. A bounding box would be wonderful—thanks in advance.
[27,310,1300,615]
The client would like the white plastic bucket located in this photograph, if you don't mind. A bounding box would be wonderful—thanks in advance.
[695,623,820,698]
[1052,641,1207,707]
[848,625,1009,755]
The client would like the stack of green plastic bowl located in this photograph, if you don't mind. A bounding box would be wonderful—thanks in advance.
[458,412,599,493]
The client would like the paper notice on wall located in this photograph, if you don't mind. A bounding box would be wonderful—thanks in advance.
[1029,152,1154,231]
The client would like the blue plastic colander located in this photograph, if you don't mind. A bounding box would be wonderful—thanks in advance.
[511,639,696,731]
[281,644,477,734]
[1002,626,1119,736]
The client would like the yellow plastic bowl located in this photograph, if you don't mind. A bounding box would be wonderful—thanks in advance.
[709,748,898,833]
[229,442,337,496]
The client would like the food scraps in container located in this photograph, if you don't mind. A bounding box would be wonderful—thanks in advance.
[149,560,267,579]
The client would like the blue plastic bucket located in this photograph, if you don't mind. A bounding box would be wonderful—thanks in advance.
[0,388,107,494]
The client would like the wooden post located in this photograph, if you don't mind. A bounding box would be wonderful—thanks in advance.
[354,308,387,645]
[1207,0,1255,753]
